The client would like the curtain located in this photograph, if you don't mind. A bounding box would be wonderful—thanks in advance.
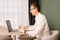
[0,0,29,29]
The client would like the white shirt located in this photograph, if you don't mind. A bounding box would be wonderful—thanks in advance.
[26,13,50,38]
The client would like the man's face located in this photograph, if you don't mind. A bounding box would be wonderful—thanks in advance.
[30,5,38,16]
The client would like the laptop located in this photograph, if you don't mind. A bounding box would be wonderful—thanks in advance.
[6,20,18,32]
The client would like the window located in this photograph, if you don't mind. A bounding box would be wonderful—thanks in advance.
[0,0,29,29]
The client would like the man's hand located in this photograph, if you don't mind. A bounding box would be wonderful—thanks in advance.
[18,26,24,33]
[24,29,30,34]
[25,30,29,32]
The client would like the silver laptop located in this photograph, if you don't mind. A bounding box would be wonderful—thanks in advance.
[6,20,18,32]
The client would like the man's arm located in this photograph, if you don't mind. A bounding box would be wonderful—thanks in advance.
[25,25,35,31]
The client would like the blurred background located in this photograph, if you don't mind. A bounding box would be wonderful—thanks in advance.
[0,0,29,29]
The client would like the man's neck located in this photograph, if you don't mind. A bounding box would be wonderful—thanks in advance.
[35,12,39,16]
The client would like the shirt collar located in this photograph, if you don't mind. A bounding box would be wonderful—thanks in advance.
[35,13,41,20]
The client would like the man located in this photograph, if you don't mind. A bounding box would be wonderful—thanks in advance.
[20,3,50,40]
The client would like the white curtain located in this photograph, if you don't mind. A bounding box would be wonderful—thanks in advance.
[0,0,29,29]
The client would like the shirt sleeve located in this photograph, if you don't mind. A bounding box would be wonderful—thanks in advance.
[28,25,35,31]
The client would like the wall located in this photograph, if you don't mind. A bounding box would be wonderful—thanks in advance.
[40,0,60,40]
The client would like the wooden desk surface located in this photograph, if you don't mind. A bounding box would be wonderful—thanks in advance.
[0,26,24,36]
[0,26,25,40]
[0,25,33,35]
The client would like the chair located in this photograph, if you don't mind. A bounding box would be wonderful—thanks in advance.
[34,30,59,40]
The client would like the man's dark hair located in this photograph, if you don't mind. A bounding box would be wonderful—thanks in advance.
[30,3,40,12]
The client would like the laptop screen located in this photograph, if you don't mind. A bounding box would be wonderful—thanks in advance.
[6,20,12,32]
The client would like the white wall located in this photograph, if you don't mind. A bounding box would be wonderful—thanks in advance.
[0,0,29,29]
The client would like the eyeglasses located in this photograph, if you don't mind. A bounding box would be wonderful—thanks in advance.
[30,8,36,11]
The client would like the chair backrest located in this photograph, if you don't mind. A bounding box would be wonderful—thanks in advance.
[41,30,59,40]
[35,30,59,40]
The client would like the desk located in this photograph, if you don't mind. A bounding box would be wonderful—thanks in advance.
[0,27,24,40]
